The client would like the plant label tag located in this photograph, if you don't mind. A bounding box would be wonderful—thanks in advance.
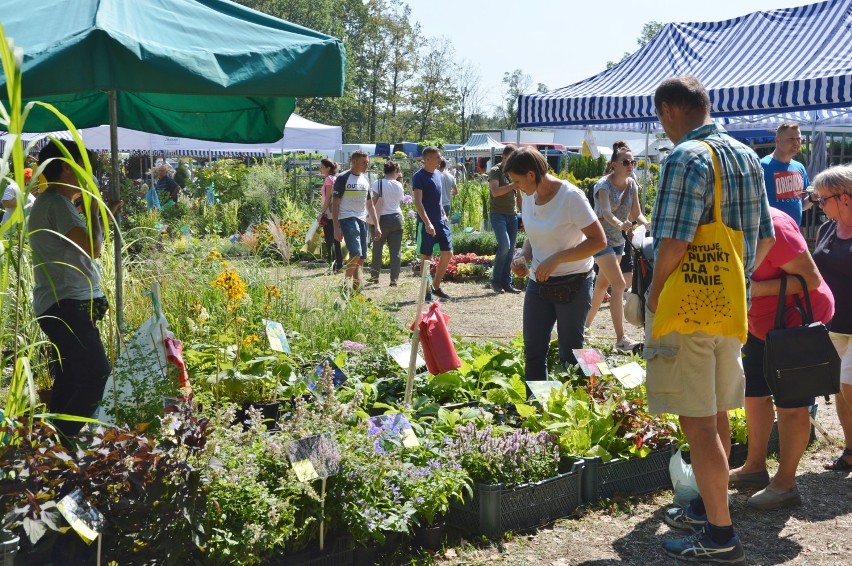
[368,414,418,452]
[57,488,105,544]
[611,362,646,389]
[312,357,347,389]
[572,348,606,376]
[596,362,612,375]
[527,380,562,400]
[286,433,341,480]
[386,343,425,370]
[263,319,291,353]
[291,459,319,482]
[400,428,420,448]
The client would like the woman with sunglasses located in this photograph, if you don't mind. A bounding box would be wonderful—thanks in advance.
[584,141,650,352]
[812,165,852,471]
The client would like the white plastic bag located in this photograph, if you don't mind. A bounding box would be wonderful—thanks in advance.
[669,447,700,507]
[97,314,171,425]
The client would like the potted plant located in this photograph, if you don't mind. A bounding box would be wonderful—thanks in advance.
[445,422,583,537]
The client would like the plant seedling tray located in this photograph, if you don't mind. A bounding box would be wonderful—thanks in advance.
[581,445,674,504]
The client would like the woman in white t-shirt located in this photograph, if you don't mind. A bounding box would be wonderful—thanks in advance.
[369,160,405,286]
[506,147,606,379]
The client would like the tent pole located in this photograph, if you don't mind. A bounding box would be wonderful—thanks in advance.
[108,90,125,342]
[642,123,650,208]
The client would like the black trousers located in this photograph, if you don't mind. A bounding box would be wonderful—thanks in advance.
[38,299,111,437]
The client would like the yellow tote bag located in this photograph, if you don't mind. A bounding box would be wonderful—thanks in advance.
[651,142,748,342]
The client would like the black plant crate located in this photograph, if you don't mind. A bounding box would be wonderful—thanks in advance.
[581,445,674,504]
[447,460,583,537]
[279,535,353,566]
[728,442,748,468]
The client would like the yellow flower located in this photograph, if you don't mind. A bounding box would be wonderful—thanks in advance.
[242,334,261,348]
[212,266,247,310]
[265,284,281,299]
[207,249,223,262]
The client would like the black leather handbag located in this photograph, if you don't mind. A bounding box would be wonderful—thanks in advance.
[763,274,840,405]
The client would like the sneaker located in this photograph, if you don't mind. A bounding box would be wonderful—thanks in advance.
[490,282,505,294]
[615,336,640,353]
[389,281,398,287]
[728,468,770,489]
[663,528,745,564]
[747,484,802,510]
[663,504,707,532]
[432,286,451,300]
[583,327,592,339]
[424,288,432,303]
[502,284,522,294]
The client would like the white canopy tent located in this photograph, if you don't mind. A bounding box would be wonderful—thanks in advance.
[80,113,342,155]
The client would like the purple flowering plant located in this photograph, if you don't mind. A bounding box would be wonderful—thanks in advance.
[449,422,560,486]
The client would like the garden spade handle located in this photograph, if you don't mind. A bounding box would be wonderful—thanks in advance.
[404,260,431,404]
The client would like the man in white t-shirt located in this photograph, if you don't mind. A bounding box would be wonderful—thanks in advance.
[438,159,457,217]
[332,150,381,290]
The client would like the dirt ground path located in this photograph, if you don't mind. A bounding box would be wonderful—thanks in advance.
[292,266,851,566]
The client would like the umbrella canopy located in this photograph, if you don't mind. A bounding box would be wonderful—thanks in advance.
[518,0,852,129]
[0,0,346,142]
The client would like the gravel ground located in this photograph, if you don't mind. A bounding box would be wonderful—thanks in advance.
[293,265,851,566]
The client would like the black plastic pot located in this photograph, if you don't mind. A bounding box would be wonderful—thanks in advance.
[413,521,445,551]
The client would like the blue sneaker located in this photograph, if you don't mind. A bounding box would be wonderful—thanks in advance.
[663,504,707,532]
[663,528,745,564]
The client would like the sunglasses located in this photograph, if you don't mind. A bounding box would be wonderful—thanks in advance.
[818,194,840,206]
[621,159,638,167]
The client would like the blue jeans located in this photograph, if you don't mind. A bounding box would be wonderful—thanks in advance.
[490,213,518,288]
[523,274,593,380]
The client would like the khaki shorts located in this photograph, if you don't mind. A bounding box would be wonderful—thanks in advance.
[643,307,744,417]
[829,332,852,386]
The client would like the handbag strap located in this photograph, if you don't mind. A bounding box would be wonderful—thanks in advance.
[773,274,815,329]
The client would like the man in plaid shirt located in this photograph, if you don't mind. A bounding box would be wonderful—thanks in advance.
[645,75,775,564]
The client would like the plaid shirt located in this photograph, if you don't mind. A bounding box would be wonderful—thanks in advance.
[652,123,774,273]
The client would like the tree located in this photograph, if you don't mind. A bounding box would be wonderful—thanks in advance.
[409,38,458,141]
[454,61,483,143]
[606,20,664,69]
[501,69,532,129]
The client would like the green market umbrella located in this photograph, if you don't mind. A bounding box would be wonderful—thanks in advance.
[1,0,345,142]
[0,0,345,331]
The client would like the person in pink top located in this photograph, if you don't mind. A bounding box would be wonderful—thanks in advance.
[318,158,342,272]
[728,208,834,510]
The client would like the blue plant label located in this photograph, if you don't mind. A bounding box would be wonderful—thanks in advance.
[368,413,419,452]
[312,357,346,389]
[263,318,291,353]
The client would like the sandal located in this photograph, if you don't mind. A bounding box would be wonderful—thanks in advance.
[824,448,852,471]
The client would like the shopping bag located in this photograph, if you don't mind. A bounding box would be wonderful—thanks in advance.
[669,447,699,507]
[652,141,747,342]
[301,219,323,255]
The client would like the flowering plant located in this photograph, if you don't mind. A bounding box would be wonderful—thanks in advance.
[401,439,471,526]
[449,422,559,486]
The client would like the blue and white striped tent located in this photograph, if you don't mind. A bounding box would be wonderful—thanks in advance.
[518,0,852,129]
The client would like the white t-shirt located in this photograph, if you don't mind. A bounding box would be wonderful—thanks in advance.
[1,179,20,227]
[521,181,598,281]
[333,170,371,220]
[370,178,404,216]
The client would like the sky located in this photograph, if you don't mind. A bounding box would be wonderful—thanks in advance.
[407,0,814,114]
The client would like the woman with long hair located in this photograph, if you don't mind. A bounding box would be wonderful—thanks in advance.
[318,158,342,272]
[584,141,650,352]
